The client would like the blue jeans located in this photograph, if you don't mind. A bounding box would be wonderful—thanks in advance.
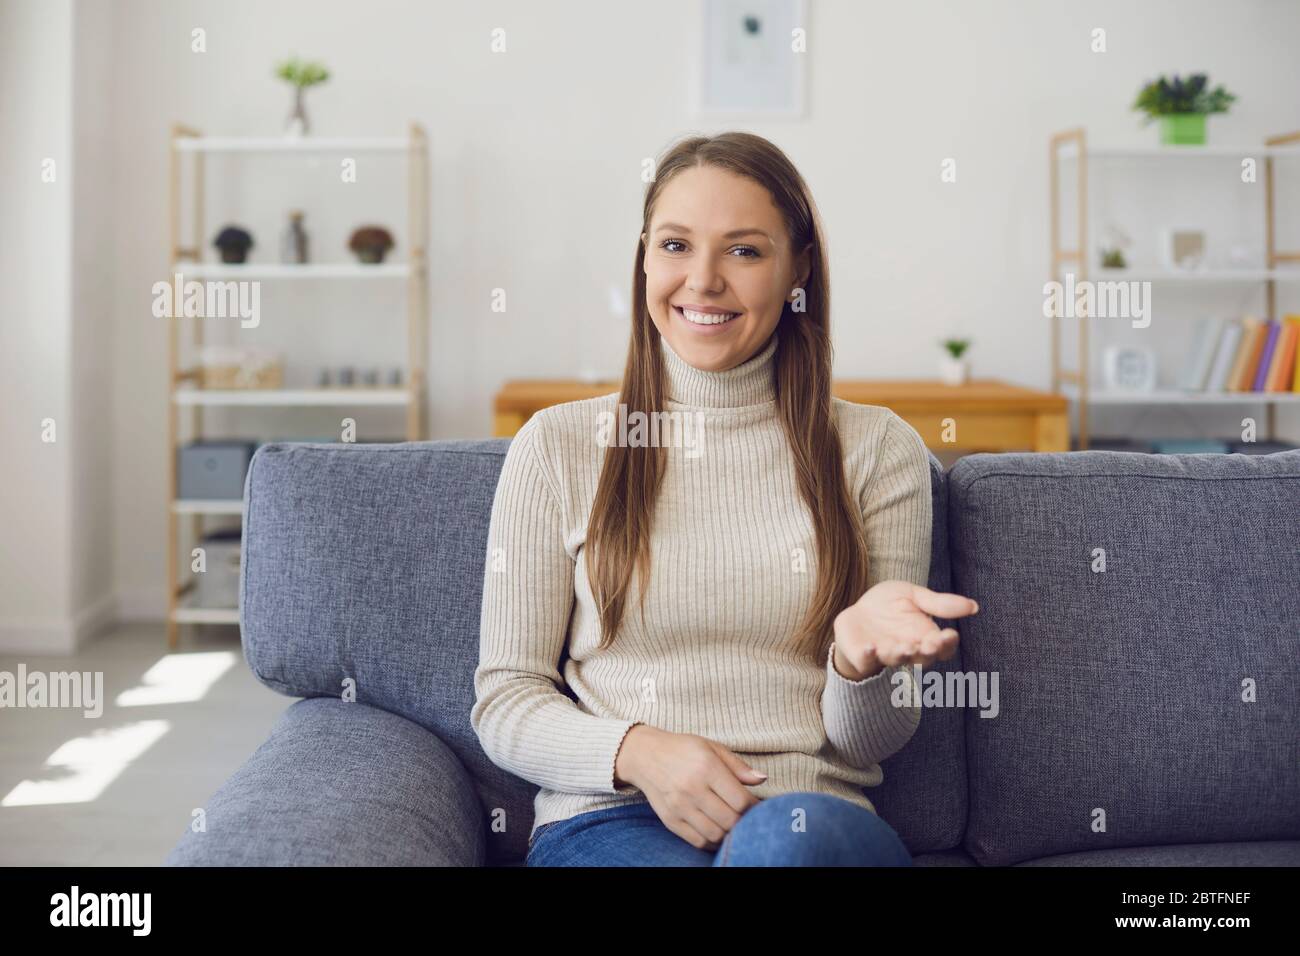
[525,792,912,866]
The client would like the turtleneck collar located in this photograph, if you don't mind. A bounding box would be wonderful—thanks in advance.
[657,330,779,409]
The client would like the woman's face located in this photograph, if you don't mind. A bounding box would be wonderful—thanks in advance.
[642,165,810,373]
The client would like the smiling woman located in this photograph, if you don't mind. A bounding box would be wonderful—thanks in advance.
[471,131,978,868]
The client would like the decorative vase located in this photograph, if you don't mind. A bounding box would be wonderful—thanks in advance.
[1159,113,1205,146]
[280,211,309,264]
[285,87,308,137]
[939,356,969,386]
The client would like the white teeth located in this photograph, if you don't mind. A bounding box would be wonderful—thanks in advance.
[681,307,738,325]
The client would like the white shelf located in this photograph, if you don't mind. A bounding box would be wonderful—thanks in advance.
[1061,384,1300,404]
[1091,269,1300,283]
[1058,143,1300,159]
[173,499,242,515]
[171,604,240,625]
[175,136,411,153]
[177,262,410,279]
[173,388,410,406]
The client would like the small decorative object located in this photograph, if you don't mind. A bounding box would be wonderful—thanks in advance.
[317,368,333,387]
[362,368,380,386]
[1162,227,1206,271]
[199,346,283,390]
[337,366,355,386]
[348,226,395,264]
[275,55,330,137]
[938,338,971,386]
[1099,223,1131,270]
[1132,73,1235,146]
[280,210,309,264]
[213,225,254,264]
[387,367,403,386]
[1102,345,1157,393]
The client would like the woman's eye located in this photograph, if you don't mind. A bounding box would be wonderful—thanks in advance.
[658,239,759,258]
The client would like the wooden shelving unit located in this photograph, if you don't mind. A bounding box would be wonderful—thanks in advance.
[164,124,429,647]
[1048,128,1300,449]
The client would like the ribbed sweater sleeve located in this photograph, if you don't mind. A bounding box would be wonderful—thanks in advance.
[470,414,643,794]
[821,412,932,771]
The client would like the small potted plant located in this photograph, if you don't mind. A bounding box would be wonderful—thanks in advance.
[348,226,395,264]
[1099,223,1131,271]
[939,338,971,386]
[213,225,254,264]
[275,55,330,136]
[1132,73,1235,145]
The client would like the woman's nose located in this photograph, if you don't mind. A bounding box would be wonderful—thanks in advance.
[686,257,723,293]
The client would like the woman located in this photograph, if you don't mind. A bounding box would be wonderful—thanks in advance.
[471,131,978,866]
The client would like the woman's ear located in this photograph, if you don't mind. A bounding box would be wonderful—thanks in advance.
[794,241,813,290]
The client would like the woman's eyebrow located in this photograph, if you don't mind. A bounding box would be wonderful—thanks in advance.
[654,222,773,242]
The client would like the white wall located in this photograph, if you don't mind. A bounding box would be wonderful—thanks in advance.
[0,0,75,651]
[0,0,117,652]
[9,0,1300,623]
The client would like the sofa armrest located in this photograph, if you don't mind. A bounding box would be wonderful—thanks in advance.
[165,697,485,866]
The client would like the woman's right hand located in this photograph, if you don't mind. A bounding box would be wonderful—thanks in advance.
[614,725,766,850]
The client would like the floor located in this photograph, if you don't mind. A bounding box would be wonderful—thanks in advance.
[0,622,290,865]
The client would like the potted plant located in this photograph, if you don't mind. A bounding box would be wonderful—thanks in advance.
[348,226,395,264]
[275,56,330,136]
[213,226,254,264]
[1099,223,1131,270]
[939,338,971,386]
[1132,73,1235,145]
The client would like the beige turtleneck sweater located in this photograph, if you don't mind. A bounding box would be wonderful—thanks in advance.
[472,329,932,845]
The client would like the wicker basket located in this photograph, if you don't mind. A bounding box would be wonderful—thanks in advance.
[198,347,283,389]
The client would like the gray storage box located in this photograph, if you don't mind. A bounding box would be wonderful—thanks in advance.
[178,441,257,501]
[193,529,242,609]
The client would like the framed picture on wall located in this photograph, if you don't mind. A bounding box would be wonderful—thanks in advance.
[692,0,808,119]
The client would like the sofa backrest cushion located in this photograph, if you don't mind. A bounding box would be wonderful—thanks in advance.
[948,449,1300,866]
[240,440,530,863]
[869,453,968,853]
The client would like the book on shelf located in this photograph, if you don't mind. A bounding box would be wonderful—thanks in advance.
[1179,314,1300,394]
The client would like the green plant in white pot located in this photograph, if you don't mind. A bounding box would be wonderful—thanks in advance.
[939,338,971,386]
[1132,73,1235,146]
[276,56,330,136]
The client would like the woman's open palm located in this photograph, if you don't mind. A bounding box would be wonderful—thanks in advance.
[832,581,978,679]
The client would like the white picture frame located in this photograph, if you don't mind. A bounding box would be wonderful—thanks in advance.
[1161,227,1207,272]
[692,0,808,119]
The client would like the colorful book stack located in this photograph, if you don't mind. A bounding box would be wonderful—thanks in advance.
[1179,314,1300,393]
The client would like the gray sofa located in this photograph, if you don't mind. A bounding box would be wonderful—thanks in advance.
[165,440,1300,866]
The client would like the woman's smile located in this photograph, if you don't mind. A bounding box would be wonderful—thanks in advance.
[673,304,743,335]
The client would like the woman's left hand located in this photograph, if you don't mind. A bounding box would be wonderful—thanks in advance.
[831,581,979,681]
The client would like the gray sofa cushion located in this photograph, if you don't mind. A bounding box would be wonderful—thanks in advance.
[239,440,534,864]
[948,449,1300,866]
[1015,841,1300,866]
[165,697,484,865]
[867,454,968,853]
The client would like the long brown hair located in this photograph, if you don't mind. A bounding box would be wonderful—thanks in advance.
[584,131,869,665]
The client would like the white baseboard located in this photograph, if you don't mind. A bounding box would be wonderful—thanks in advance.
[0,589,166,655]
[0,590,114,655]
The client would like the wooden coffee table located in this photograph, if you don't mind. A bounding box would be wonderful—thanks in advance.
[493,378,1068,452]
